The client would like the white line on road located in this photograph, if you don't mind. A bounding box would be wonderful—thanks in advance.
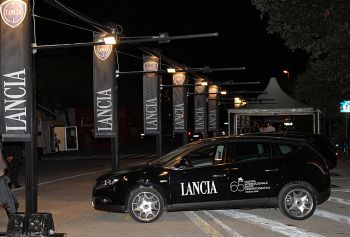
[184,211,224,237]
[12,157,153,193]
[329,197,350,206]
[215,210,326,237]
[315,210,350,225]
[12,169,110,192]
[203,211,243,237]
[332,189,350,193]
[331,177,350,180]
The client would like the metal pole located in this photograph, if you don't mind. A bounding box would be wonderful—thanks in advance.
[119,33,218,45]
[203,85,208,139]
[34,33,219,50]
[110,50,119,171]
[25,0,38,214]
[228,111,231,136]
[111,73,119,171]
[156,57,162,158]
[346,113,348,153]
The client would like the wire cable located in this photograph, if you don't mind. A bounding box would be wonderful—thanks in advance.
[41,0,112,33]
[33,14,97,33]
[116,50,172,68]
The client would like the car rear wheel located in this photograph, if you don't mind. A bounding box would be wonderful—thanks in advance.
[278,183,316,220]
[127,187,164,223]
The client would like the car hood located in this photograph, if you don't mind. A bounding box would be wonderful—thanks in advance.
[96,162,152,181]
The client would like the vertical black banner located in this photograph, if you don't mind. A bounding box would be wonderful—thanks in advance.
[194,78,207,133]
[208,85,219,132]
[93,33,116,137]
[0,0,31,141]
[143,55,160,134]
[172,72,187,133]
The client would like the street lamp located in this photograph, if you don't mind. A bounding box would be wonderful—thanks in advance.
[103,36,117,45]
[283,69,290,80]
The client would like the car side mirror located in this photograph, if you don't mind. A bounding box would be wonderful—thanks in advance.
[179,158,191,169]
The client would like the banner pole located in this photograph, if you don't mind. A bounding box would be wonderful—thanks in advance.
[26,0,37,214]
[156,56,162,158]
[346,113,348,153]
[113,67,119,170]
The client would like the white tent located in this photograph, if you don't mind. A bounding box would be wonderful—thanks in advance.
[227,77,321,134]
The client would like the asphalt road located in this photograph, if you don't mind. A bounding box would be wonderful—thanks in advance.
[1,151,350,237]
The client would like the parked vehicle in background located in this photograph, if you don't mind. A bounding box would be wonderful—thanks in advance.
[242,132,338,169]
[92,136,331,223]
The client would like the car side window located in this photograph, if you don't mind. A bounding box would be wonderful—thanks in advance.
[276,144,299,156]
[178,144,227,169]
[233,142,271,162]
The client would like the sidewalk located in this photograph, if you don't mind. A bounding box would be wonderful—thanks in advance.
[336,152,350,173]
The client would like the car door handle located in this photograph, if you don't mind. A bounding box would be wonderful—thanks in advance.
[212,174,226,178]
[265,168,279,172]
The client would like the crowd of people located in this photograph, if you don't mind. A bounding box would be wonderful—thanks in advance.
[251,121,280,133]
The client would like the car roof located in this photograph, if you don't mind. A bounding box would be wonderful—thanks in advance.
[242,132,333,143]
[191,135,308,146]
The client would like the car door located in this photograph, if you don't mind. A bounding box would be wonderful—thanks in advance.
[169,142,230,210]
[227,141,283,205]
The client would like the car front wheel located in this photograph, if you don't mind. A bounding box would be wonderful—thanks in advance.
[127,187,164,223]
[278,183,316,220]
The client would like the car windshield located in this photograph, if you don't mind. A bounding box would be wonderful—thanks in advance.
[151,140,203,166]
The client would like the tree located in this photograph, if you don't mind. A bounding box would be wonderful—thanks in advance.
[252,0,350,139]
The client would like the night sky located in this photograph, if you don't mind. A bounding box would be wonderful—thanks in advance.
[34,0,309,109]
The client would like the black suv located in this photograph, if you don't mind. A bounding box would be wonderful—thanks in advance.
[243,132,338,169]
[92,136,331,223]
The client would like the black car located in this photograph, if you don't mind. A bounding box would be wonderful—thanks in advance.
[92,136,331,223]
[242,132,338,169]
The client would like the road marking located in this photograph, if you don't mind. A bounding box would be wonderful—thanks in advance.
[12,157,154,193]
[203,211,243,237]
[332,177,350,180]
[215,210,326,237]
[329,197,350,206]
[184,211,224,237]
[12,169,110,192]
[315,210,350,225]
[332,189,350,193]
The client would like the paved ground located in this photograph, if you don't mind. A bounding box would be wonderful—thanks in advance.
[1,150,350,237]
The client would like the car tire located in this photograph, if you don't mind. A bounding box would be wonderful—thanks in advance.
[127,187,164,223]
[278,182,316,220]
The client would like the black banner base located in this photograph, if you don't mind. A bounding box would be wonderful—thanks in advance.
[6,213,66,237]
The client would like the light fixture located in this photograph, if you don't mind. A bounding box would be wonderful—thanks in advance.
[103,36,117,45]
[282,70,289,74]
[200,81,208,86]
[167,68,176,73]
[220,91,227,95]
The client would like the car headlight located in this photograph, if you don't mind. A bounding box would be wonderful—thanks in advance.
[96,178,119,189]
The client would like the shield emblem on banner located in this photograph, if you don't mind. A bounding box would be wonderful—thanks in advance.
[144,61,158,77]
[94,45,113,60]
[173,73,185,85]
[208,86,218,98]
[0,0,27,28]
